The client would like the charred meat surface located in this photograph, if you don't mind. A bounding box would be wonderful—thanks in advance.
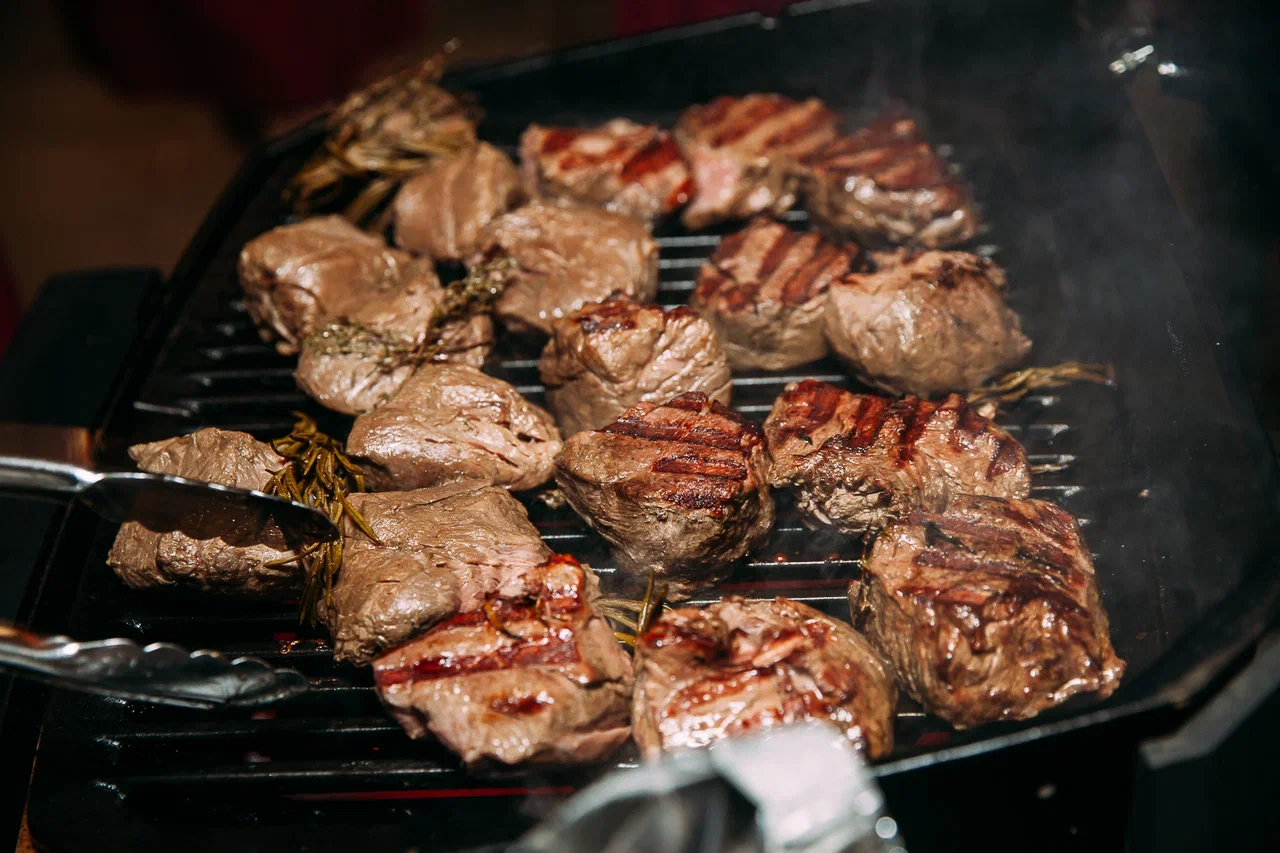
[538,294,733,436]
[633,596,896,759]
[854,495,1125,727]
[764,381,1030,537]
[474,201,659,336]
[824,249,1031,396]
[392,141,524,261]
[555,392,774,599]
[322,481,551,665]
[674,94,840,230]
[801,111,978,247]
[107,429,302,596]
[519,119,693,227]
[691,217,858,371]
[373,554,633,765]
[347,363,562,492]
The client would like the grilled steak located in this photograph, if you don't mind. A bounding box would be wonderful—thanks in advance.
[392,141,524,261]
[107,429,301,596]
[555,392,774,599]
[373,554,633,765]
[691,217,858,371]
[538,294,733,436]
[852,495,1125,727]
[519,120,693,227]
[674,94,840,230]
[632,596,896,759]
[824,249,1031,396]
[346,363,562,492]
[474,201,659,336]
[801,110,978,247]
[764,382,1030,537]
[322,481,551,665]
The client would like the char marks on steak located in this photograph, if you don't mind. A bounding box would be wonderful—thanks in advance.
[674,94,841,229]
[373,554,633,765]
[555,392,774,599]
[538,293,732,436]
[632,596,896,758]
[691,216,859,371]
[764,381,1029,537]
[854,495,1125,727]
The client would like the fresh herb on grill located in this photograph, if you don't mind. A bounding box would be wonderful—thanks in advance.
[597,570,668,647]
[966,362,1115,406]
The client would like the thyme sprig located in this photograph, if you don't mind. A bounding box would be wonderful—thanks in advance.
[966,362,1115,407]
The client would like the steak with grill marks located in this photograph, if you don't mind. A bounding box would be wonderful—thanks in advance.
[765,381,1029,538]
[691,217,859,371]
[520,120,693,227]
[373,554,633,765]
[554,392,774,599]
[632,596,896,759]
[674,94,841,229]
[852,495,1125,727]
[538,294,732,437]
[824,249,1032,396]
[346,363,561,492]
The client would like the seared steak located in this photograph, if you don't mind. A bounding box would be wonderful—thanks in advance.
[107,428,302,596]
[555,392,774,599]
[764,382,1029,537]
[322,481,551,665]
[538,294,733,436]
[674,94,840,230]
[346,363,562,492]
[632,596,896,759]
[373,554,633,765]
[691,217,858,371]
[519,120,693,227]
[824,249,1031,396]
[474,201,659,336]
[852,495,1125,727]
[801,110,978,248]
[392,142,524,261]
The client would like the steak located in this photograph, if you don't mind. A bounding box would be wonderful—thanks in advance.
[346,363,562,492]
[673,94,840,230]
[852,495,1125,727]
[322,481,552,665]
[519,119,693,227]
[555,392,775,599]
[801,110,978,248]
[106,428,302,596]
[474,201,659,336]
[373,554,633,765]
[392,141,525,261]
[538,294,733,436]
[824,249,1032,396]
[690,216,859,371]
[632,596,896,759]
[764,381,1030,537]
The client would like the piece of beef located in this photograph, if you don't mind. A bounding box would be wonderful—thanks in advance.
[764,381,1029,538]
[519,119,693,227]
[691,217,858,371]
[632,596,895,759]
[373,554,633,764]
[852,495,1125,727]
[346,363,562,492]
[392,142,524,261]
[538,294,733,436]
[801,111,978,248]
[824,249,1031,396]
[555,392,774,599]
[106,428,302,596]
[321,481,552,665]
[673,94,841,230]
[474,201,659,336]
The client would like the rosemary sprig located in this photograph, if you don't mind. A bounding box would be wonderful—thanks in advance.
[966,362,1115,407]
[598,571,668,648]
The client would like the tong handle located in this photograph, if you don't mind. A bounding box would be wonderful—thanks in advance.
[0,456,96,501]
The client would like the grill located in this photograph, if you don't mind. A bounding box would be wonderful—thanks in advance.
[14,3,1280,851]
